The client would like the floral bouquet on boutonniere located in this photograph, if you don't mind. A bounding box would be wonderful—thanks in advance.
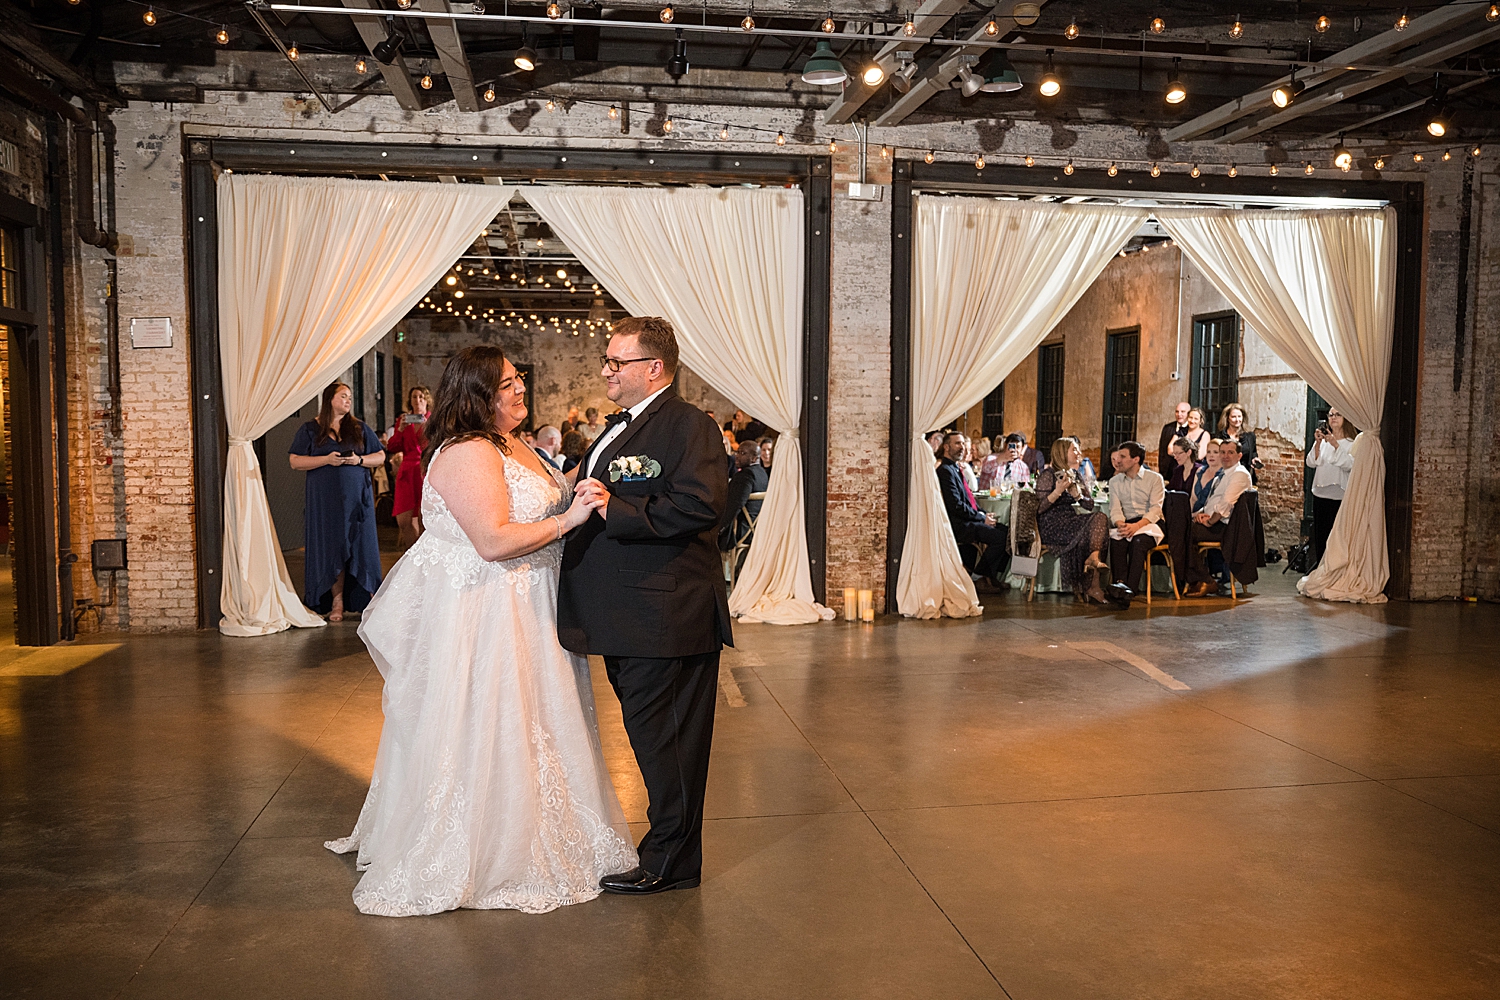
[608,454,662,482]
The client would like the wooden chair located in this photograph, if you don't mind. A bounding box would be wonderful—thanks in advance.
[1193,541,1239,601]
[1143,543,1180,604]
[724,491,766,588]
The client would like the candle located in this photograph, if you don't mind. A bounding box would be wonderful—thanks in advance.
[843,587,857,621]
[858,589,874,622]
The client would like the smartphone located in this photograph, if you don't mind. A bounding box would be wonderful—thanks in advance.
[1317,420,1330,435]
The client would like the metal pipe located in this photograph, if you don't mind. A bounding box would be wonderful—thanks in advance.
[261,2,1492,76]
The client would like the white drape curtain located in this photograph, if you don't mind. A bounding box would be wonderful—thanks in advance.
[898,197,1149,618]
[524,185,832,625]
[218,173,515,636]
[1155,207,1396,603]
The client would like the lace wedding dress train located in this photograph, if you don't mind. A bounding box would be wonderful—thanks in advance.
[325,451,636,916]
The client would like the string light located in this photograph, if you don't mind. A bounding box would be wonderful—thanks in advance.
[829,139,838,154]
[1150,17,1165,33]
[1443,150,1452,161]
[1189,163,1200,177]
[1063,159,1074,175]
[719,124,730,139]
[1413,153,1424,162]
[1107,162,1118,177]
[1064,21,1080,40]
[660,6,674,23]
[903,18,917,36]
[420,73,433,89]
[662,116,673,133]
[1227,163,1238,177]
[1395,10,1409,31]
[143,7,157,26]
[775,130,786,146]
[924,150,935,164]
[1473,146,1483,157]
[1373,157,1385,170]
[879,145,891,159]
[355,56,367,73]
[975,153,985,169]
[396,0,412,7]
[1269,163,1279,176]
[607,104,619,119]
[984,18,999,36]
[547,2,562,18]
[484,85,496,102]
[545,99,556,112]
[741,12,755,31]
[216,26,230,45]
[1490,4,1500,22]
[287,41,300,61]
[1229,15,1243,39]
[821,12,836,33]
[1315,14,1330,32]
[1304,161,1316,174]
[1024,155,1035,167]
[1150,163,1161,177]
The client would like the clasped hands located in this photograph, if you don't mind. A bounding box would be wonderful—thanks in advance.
[572,477,613,521]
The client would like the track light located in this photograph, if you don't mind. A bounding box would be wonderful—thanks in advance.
[513,43,537,71]
[373,32,405,65]
[1428,106,1451,138]
[1165,58,1186,104]
[666,30,689,80]
[1333,140,1353,171]
[1038,50,1061,97]
[1229,15,1243,39]
[957,57,983,98]
[800,41,847,86]
[1271,72,1304,109]
[977,50,1023,93]
[861,61,886,87]
[891,51,917,93]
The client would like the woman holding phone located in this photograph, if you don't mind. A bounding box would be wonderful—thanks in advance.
[290,382,386,622]
[385,385,431,548]
[1306,407,1358,567]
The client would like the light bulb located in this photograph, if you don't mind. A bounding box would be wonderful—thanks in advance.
[1491,4,1500,22]
[879,145,890,159]
[1373,157,1385,170]
[217,26,230,45]
[545,99,556,112]
[445,275,458,286]
[1150,16,1165,33]
[662,117,673,133]
[1395,11,1409,31]
[397,0,412,7]
[355,56,367,73]
[420,73,433,89]
[1150,163,1161,177]
[556,268,568,279]
[1443,150,1452,161]
[484,85,496,102]
[984,19,999,36]
[1065,21,1080,40]
[924,150,935,164]
[287,42,300,61]
[1229,17,1243,39]
[660,5,674,23]
[1473,146,1482,157]
[1315,14,1330,32]
[742,13,755,31]
[607,105,619,119]
[1228,163,1238,177]
[903,19,916,36]
[1190,163,1201,178]
[1024,155,1035,167]
[547,2,562,18]
[861,62,885,86]
[719,124,730,139]
[1107,162,1118,177]
[471,0,485,12]
[143,8,157,26]
[1334,143,1353,171]
[453,290,465,299]
[975,154,985,169]
[829,139,838,153]
[821,14,836,33]
[775,130,786,146]
[1269,163,1279,176]
[1305,161,1316,174]
[1063,159,1074,175]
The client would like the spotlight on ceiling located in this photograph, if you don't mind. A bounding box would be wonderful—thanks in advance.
[1037,49,1061,97]
[977,50,1024,93]
[1427,106,1451,138]
[1165,58,1186,104]
[513,42,538,72]
[1333,139,1354,171]
[372,31,405,65]
[956,56,984,97]
[666,29,689,80]
[890,52,918,94]
[800,40,847,86]
[1271,74,1304,109]
[861,61,886,87]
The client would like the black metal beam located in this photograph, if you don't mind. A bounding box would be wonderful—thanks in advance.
[885,161,913,615]
[802,160,832,604]
[1383,182,1425,601]
[186,139,226,629]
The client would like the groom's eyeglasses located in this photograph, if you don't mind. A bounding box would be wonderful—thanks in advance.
[600,355,657,373]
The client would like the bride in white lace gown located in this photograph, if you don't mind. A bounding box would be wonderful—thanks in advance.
[326,347,636,916]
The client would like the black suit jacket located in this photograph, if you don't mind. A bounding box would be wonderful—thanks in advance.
[937,458,987,544]
[718,462,769,550]
[557,385,733,658]
[1159,421,1189,473]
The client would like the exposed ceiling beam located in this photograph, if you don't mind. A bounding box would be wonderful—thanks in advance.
[0,3,123,107]
[1165,0,1487,142]
[1215,25,1500,144]
[1309,73,1498,142]
[418,0,478,112]
[874,3,1037,128]
[821,0,969,126]
[339,0,424,111]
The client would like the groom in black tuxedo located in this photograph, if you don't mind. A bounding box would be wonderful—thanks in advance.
[558,316,733,895]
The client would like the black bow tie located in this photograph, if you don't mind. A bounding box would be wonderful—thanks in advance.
[604,411,632,429]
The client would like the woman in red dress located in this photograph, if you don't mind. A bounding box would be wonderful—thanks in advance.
[385,385,431,548]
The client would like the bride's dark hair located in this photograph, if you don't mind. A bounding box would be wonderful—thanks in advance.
[422,345,512,472]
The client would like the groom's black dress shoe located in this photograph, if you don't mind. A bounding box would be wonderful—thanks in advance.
[599,867,700,895]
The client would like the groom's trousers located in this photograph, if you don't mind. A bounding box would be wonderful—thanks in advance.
[604,651,720,882]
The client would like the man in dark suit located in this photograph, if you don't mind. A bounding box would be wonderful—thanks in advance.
[719,440,768,554]
[1158,400,1191,473]
[562,317,732,896]
[937,431,1009,588]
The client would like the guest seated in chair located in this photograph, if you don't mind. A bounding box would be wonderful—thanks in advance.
[1105,440,1166,602]
[993,433,1033,489]
[938,431,1010,590]
[719,440,768,556]
[1165,435,1203,494]
[1036,436,1109,604]
[1184,439,1255,596]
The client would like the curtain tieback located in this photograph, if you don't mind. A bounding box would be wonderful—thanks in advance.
[228,437,254,447]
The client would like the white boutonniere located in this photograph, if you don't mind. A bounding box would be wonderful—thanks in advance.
[608,454,662,482]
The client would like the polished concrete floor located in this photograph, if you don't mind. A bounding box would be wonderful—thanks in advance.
[3,573,1499,999]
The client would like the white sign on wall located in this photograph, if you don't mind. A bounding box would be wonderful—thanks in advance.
[0,138,17,177]
[129,317,173,349]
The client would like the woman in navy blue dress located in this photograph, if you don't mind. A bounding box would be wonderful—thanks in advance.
[289,382,386,621]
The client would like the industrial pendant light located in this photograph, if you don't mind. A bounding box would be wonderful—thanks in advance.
[1164,58,1186,104]
[977,50,1023,93]
[373,31,405,65]
[1037,49,1061,97]
[666,29,689,80]
[800,40,847,86]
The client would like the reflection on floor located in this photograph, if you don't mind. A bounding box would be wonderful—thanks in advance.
[0,554,121,676]
[2,575,1498,999]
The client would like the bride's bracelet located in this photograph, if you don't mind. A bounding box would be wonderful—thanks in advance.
[552,515,563,540]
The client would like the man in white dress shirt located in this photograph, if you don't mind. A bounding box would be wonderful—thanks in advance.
[1184,438,1254,596]
[1105,441,1165,600]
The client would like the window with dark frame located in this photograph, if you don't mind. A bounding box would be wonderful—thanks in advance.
[0,226,18,309]
[1191,312,1239,418]
[1101,328,1140,458]
[981,382,1005,442]
[1036,342,1065,456]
